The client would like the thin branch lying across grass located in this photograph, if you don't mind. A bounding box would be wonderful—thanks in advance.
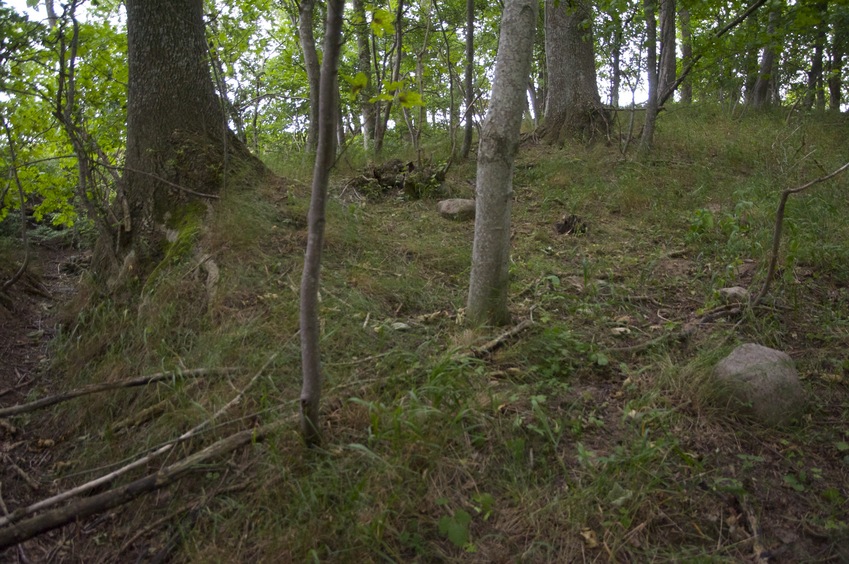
[0,415,292,549]
[0,357,275,529]
[750,161,849,306]
[0,367,242,418]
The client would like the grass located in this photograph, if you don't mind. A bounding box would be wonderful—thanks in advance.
[11,105,849,561]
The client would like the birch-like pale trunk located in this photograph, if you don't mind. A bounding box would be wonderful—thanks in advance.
[299,0,345,446]
[467,0,538,326]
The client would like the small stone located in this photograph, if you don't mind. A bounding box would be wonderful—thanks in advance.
[718,286,750,303]
[437,199,475,221]
[390,322,411,331]
[714,343,805,426]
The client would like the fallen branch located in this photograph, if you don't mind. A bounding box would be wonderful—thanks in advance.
[0,416,291,549]
[3,454,41,492]
[0,367,241,418]
[0,357,273,528]
[750,161,849,307]
[471,319,534,357]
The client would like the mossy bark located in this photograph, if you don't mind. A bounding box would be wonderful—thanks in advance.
[95,0,264,288]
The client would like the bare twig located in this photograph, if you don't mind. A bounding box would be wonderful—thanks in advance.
[103,163,220,200]
[0,367,241,418]
[0,358,272,528]
[471,319,533,357]
[750,161,849,306]
[2,455,41,492]
[0,415,292,549]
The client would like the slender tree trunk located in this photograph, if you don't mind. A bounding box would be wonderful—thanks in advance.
[540,0,607,143]
[468,0,538,326]
[752,9,779,109]
[353,0,375,150]
[610,12,623,108]
[743,14,760,104]
[805,0,827,111]
[828,18,846,111]
[640,0,659,154]
[461,0,475,159]
[298,0,321,152]
[300,0,345,446]
[375,0,404,154]
[527,77,540,127]
[657,0,676,103]
[678,6,692,104]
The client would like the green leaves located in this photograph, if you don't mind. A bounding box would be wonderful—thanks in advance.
[438,509,472,548]
[370,8,395,37]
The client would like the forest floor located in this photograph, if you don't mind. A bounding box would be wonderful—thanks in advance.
[1,107,849,562]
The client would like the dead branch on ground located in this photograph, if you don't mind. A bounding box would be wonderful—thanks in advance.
[0,367,241,418]
[0,416,291,549]
[471,319,534,357]
[0,357,274,528]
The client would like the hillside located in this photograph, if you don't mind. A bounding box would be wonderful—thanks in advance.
[1,107,848,562]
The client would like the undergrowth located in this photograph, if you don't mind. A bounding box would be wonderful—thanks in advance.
[13,106,849,561]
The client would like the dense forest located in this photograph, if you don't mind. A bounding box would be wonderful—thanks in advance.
[1,0,848,561]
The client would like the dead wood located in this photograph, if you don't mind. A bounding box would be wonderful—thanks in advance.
[471,319,534,357]
[750,161,849,307]
[0,417,290,550]
[0,357,273,528]
[0,367,241,418]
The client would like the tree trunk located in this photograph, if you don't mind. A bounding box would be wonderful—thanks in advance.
[116,0,258,280]
[298,0,321,152]
[610,11,623,108]
[640,0,659,154]
[803,0,827,110]
[743,14,760,104]
[460,0,475,159]
[678,6,692,104]
[467,0,538,326]
[375,0,404,154]
[752,9,779,109]
[300,0,345,446]
[828,16,846,111]
[353,0,375,150]
[540,0,607,143]
[657,0,676,103]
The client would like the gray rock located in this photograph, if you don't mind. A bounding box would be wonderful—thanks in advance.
[714,343,805,426]
[437,199,475,221]
[718,286,750,303]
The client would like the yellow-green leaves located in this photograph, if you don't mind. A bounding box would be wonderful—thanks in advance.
[370,8,395,37]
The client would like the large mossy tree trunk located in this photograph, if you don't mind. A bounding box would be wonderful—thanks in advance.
[107,0,260,284]
[538,0,607,144]
[467,0,537,326]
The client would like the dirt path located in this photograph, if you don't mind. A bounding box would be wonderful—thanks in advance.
[1,244,82,561]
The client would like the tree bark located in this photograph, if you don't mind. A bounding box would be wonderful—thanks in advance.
[539,0,607,143]
[752,8,779,108]
[467,0,538,326]
[298,0,321,152]
[353,0,375,149]
[461,0,475,159]
[828,15,846,111]
[117,0,258,279]
[678,6,692,104]
[657,0,676,103]
[640,0,659,154]
[300,0,345,446]
[375,0,405,154]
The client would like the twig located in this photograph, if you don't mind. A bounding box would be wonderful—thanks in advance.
[750,161,849,307]
[0,367,241,418]
[101,163,220,200]
[0,415,292,549]
[2,454,41,492]
[0,358,273,528]
[0,484,29,564]
[470,319,533,357]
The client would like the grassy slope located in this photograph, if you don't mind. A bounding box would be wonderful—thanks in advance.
[45,106,849,561]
